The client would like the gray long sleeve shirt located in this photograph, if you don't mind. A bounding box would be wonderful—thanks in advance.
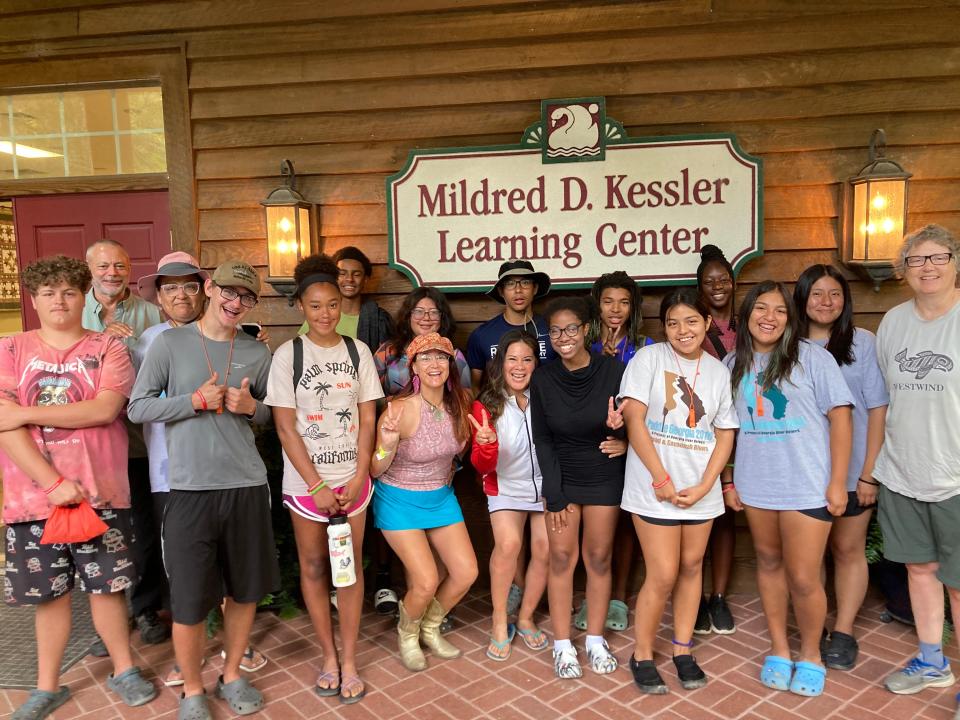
[128,322,272,491]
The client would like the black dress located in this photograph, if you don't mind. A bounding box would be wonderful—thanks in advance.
[530,352,627,512]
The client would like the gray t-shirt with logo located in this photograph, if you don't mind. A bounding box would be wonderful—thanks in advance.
[128,322,272,491]
[874,298,960,501]
[724,340,854,510]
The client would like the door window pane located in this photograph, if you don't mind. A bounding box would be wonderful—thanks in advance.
[66,135,118,176]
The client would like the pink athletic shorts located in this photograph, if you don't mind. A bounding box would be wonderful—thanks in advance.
[282,477,373,522]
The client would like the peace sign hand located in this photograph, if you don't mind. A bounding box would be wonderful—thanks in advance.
[378,401,404,449]
[606,397,624,430]
[467,407,497,445]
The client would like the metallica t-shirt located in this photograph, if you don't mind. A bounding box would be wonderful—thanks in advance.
[874,298,960,502]
[724,340,854,511]
[0,331,134,524]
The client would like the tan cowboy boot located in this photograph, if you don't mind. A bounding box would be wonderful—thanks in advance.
[397,600,427,672]
[420,598,461,659]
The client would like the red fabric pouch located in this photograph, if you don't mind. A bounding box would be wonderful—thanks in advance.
[40,501,109,544]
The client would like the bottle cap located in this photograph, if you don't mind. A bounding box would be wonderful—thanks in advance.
[329,515,347,525]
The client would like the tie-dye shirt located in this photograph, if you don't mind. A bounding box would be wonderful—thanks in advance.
[0,331,134,524]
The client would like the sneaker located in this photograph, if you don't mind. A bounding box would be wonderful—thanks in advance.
[884,656,955,695]
[707,594,735,635]
[629,657,668,694]
[137,610,171,645]
[374,587,399,616]
[673,654,708,690]
[694,598,711,635]
[821,631,858,670]
[587,640,618,675]
[553,646,583,679]
[506,583,523,616]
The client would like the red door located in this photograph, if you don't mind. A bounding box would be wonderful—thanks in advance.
[14,190,171,330]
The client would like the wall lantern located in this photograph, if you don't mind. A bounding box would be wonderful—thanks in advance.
[841,129,911,291]
[261,159,316,301]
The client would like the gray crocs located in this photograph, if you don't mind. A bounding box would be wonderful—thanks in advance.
[107,666,156,707]
[215,676,264,715]
[178,693,212,720]
[12,687,70,720]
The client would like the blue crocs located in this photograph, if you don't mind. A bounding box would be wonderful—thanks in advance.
[760,655,794,691]
[789,661,826,697]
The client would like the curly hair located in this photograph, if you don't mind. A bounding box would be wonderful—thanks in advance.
[384,287,458,356]
[586,271,646,349]
[293,253,340,299]
[22,255,92,295]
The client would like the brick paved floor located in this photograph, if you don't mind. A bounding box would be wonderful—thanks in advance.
[1,590,957,720]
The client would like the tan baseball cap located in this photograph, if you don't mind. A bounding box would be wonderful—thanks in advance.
[212,260,260,297]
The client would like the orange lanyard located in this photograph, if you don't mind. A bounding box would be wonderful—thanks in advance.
[753,358,765,417]
[197,321,235,414]
[670,347,703,429]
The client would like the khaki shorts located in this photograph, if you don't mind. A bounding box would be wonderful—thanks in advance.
[878,484,960,588]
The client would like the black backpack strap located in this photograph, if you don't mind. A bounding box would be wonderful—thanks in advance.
[343,335,360,376]
[293,336,303,390]
[706,326,727,359]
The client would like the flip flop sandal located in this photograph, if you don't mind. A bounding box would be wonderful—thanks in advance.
[485,623,516,662]
[215,676,264,715]
[789,661,826,697]
[760,655,794,691]
[177,693,212,720]
[339,675,366,705]
[605,600,629,631]
[516,625,549,651]
[11,686,70,720]
[573,602,588,631]
[165,657,206,687]
[314,669,341,698]
[221,648,268,673]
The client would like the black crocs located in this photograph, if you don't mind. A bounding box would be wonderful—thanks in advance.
[630,656,668,694]
[822,630,859,670]
[673,654,708,690]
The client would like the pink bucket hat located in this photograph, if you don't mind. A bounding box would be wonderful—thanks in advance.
[137,251,209,304]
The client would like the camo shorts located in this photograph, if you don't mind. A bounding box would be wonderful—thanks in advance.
[3,508,136,605]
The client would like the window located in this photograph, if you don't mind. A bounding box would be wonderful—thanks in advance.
[0,86,166,179]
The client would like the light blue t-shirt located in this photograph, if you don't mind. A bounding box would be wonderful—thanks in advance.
[811,328,889,492]
[132,321,174,493]
[725,340,854,510]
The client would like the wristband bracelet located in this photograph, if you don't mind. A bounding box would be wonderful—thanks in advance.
[195,390,208,411]
[722,484,736,494]
[307,479,327,496]
[44,476,65,495]
[652,474,671,490]
[720,481,734,486]
[375,445,392,461]
[857,477,880,487]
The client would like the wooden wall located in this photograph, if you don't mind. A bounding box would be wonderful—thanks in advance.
[1,0,959,350]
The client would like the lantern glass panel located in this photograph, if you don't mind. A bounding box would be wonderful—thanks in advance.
[266,205,299,279]
[851,178,906,263]
[298,206,311,258]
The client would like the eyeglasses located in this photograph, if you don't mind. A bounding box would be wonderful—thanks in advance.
[218,285,258,308]
[904,252,954,268]
[416,353,450,364]
[502,278,534,290]
[159,281,201,297]
[548,323,583,339]
[411,308,441,320]
[702,278,732,288]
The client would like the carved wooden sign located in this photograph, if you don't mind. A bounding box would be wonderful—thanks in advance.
[387,97,762,291]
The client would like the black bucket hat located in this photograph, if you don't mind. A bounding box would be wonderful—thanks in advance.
[486,260,551,303]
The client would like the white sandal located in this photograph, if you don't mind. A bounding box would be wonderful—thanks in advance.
[553,646,583,679]
[587,640,618,675]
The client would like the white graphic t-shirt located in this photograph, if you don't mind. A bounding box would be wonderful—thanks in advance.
[266,336,384,494]
[874,298,960,502]
[618,343,739,520]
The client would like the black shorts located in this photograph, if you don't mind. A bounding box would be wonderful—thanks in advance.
[635,514,712,527]
[4,508,136,605]
[798,491,872,522]
[162,485,280,625]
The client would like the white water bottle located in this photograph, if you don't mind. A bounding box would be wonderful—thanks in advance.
[328,515,356,587]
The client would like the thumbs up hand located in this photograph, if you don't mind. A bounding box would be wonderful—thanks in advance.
[194,372,225,412]
[225,376,256,416]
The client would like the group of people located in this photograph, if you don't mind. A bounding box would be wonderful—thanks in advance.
[1,223,958,720]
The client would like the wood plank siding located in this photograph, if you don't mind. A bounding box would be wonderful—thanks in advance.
[0,0,958,351]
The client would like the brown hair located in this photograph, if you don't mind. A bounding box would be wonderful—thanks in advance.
[22,255,92,295]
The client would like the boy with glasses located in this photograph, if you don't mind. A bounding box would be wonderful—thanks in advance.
[128,260,279,720]
[466,260,555,387]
